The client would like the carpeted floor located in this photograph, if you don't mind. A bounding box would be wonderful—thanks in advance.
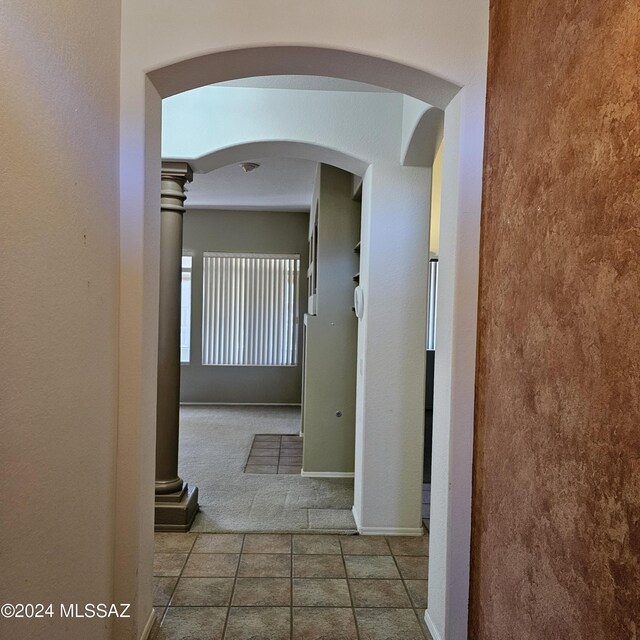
[179,405,356,533]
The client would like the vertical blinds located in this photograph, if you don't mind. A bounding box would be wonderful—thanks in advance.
[180,256,192,363]
[202,253,300,366]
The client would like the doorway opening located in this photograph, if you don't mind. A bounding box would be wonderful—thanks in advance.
[161,75,440,536]
[116,46,483,640]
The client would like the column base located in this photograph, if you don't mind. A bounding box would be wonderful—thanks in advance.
[154,482,199,532]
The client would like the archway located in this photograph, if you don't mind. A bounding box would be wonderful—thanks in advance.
[116,45,484,640]
[148,47,459,107]
[160,83,440,540]
[171,139,381,535]
[183,140,370,177]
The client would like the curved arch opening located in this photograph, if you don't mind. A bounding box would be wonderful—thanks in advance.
[158,61,436,539]
[148,45,461,108]
[403,106,445,168]
[182,140,369,176]
[120,40,482,640]
[151,42,451,587]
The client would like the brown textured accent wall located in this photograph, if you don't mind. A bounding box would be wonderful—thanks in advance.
[471,2,640,639]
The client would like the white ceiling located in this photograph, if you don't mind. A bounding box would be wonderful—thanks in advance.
[185,157,317,211]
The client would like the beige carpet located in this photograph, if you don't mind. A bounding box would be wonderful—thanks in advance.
[178,405,356,533]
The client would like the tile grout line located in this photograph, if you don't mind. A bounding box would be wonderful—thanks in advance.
[340,535,361,640]
[221,533,244,639]
[290,534,294,640]
[150,532,199,640]
[387,540,431,639]
[245,433,303,475]
[153,532,199,634]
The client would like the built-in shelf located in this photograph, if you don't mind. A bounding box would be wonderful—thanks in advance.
[354,241,361,254]
[352,272,360,283]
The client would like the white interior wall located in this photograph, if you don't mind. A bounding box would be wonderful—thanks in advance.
[114,78,163,640]
[120,2,489,638]
[354,163,431,535]
[162,86,404,172]
[1,2,121,639]
[426,83,486,640]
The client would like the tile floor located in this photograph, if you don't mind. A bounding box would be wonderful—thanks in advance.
[244,434,304,475]
[151,531,431,640]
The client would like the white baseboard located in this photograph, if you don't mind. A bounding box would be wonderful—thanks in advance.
[352,505,362,531]
[300,470,354,478]
[424,609,443,640]
[140,609,157,640]
[357,524,425,536]
[351,506,424,536]
[180,402,301,407]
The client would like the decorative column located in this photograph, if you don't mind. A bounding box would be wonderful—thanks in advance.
[155,161,199,531]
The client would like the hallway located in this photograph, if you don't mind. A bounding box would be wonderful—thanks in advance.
[152,531,431,639]
[180,406,356,533]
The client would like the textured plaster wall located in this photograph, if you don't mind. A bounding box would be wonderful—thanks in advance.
[0,1,121,639]
[471,1,640,638]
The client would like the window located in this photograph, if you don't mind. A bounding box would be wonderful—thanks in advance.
[180,256,192,363]
[202,253,300,366]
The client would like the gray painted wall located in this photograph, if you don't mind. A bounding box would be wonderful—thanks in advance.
[180,209,309,404]
[302,165,361,473]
